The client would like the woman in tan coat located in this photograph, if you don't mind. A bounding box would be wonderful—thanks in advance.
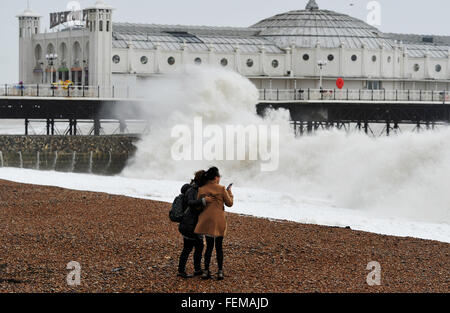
[194,167,233,280]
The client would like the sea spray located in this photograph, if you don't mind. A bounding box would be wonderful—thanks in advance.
[70,151,77,172]
[122,67,450,224]
[53,151,58,170]
[106,150,112,172]
[88,151,93,174]
[36,151,40,170]
[18,151,23,169]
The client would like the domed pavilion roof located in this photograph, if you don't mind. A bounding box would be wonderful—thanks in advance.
[251,0,395,49]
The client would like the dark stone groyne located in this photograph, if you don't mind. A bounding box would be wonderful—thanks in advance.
[0,135,140,175]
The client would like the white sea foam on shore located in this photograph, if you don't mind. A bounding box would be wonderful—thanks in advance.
[0,168,448,243]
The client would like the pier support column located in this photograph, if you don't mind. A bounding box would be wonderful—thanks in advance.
[25,119,29,136]
[307,121,313,134]
[73,119,77,136]
[94,119,101,136]
[51,119,55,135]
[69,119,73,136]
[119,119,127,134]
[46,119,51,136]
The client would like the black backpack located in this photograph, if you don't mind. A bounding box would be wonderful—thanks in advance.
[169,193,187,223]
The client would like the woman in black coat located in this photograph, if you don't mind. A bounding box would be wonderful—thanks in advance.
[177,170,212,278]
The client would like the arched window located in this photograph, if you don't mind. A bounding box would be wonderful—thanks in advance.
[72,42,82,65]
[99,20,103,32]
[59,42,68,63]
[35,44,42,68]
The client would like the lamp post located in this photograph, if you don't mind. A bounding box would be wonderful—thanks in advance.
[39,62,44,83]
[317,60,328,90]
[45,53,58,84]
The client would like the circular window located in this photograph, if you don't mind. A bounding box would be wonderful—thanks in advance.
[436,64,442,72]
[328,54,334,62]
[168,57,175,65]
[272,60,279,68]
[303,54,310,61]
[246,59,254,67]
[194,57,202,65]
[414,64,420,72]
[351,55,358,62]
[387,56,392,63]
[112,55,120,64]
[220,58,228,67]
[372,55,377,62]
[140,56,148,65]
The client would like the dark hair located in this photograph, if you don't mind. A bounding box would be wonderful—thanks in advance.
[192,170,206,187]
[202,167,220,185]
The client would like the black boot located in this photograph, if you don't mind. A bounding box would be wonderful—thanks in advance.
[193,269,203,277]
[177,272,192,279]
[216,270,224,281]
[201,270,212,280]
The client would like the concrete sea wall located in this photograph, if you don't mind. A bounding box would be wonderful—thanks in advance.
[0,136,140,175]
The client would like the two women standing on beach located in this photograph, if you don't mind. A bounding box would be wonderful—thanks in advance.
[177,167,234,281]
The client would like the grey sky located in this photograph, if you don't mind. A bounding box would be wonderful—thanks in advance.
[1,0,449,83]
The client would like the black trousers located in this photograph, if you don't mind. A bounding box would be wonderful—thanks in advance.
[178,236,204,273]
[204,236,224,271]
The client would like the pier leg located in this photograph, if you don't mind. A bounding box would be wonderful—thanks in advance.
[364,122,369,134]
[94,119,101,136]
[51,119,55,135]
[46,119,50,136]
[73,119,77,136]
[25,119,29,136]
[394,122,399,134]
[69,119,73,136]
[307,121,313,134]
[119,119,127,134]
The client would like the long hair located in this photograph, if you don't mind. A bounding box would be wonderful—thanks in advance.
[201,167,220,185]
[192,170,206,187]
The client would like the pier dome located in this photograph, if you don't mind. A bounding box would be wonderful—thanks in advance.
[251,0,394,49]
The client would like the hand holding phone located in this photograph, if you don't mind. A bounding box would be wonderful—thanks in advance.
[227,183,233,191]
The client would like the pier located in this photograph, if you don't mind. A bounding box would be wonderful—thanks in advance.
[1,84,449,136]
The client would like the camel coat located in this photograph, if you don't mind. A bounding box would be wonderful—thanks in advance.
[194,182,234,237]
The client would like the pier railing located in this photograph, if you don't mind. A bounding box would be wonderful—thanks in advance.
[1,84,448,103]
[259,88,449,102]
[0,84,134,99]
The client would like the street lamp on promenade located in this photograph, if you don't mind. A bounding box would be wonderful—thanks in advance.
[45,53,58,84]
[317,60,328,90]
